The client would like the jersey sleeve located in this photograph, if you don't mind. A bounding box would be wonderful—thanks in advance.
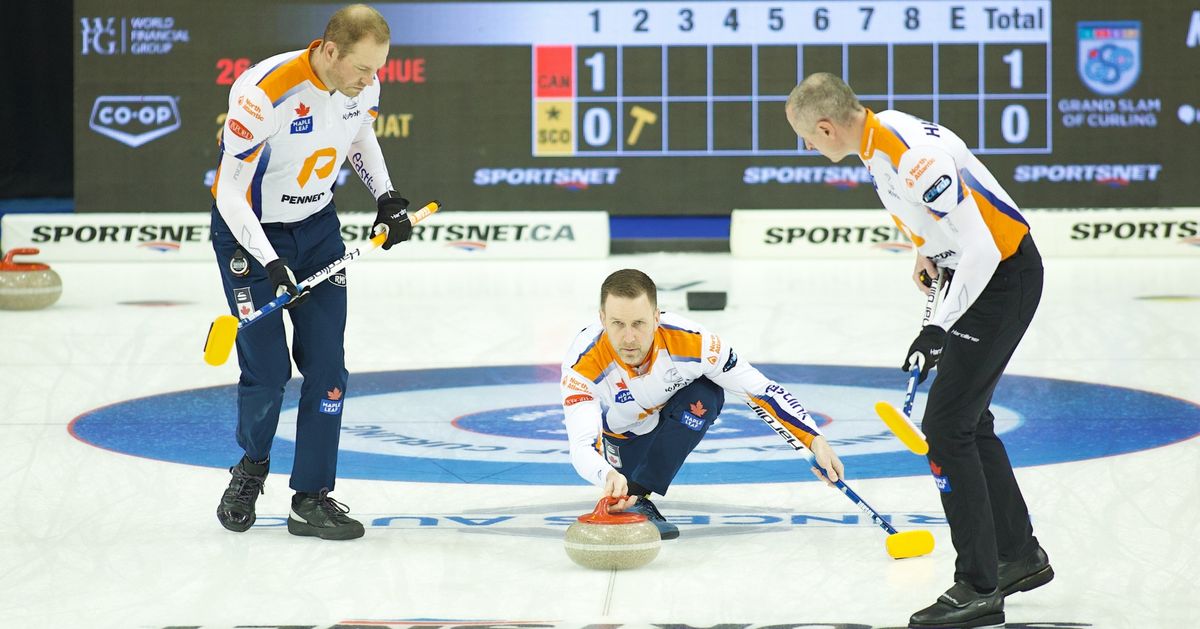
[898,145,1003,331]
[213,85,280,265]
[349,81,393,199]
[560,331,613,487]
[702,331,824,449]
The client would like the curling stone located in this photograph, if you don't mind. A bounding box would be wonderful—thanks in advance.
[0,248,62,310]
[564,497,661,570]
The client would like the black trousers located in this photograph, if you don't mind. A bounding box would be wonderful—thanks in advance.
[924,234,1043,591]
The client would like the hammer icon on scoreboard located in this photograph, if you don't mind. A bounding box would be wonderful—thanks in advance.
[627,105,658,146]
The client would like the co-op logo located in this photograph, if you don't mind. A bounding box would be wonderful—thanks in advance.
[89,96,181,148]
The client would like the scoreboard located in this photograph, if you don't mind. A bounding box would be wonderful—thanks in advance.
[75,0,1198,214]
[518,1,1050,158]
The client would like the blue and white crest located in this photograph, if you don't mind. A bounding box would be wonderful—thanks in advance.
[1077,21,1141,96]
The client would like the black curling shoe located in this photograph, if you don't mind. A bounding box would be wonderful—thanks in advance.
[999,545,1054,596]
[909,582,1005,629]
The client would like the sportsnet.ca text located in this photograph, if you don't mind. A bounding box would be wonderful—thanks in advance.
[341,223,576,243]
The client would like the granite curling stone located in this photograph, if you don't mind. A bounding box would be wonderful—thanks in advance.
[564,497,661,570]
[0,248,62,311]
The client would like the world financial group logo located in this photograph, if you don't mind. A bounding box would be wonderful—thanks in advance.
[89,96,181,148]
[80,16,189,56]
[1077,21,1141,96]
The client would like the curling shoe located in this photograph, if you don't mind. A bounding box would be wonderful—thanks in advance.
[625,496,680,540]
[217,455,268,532]
[909,582,1005,629]
[999,545,1054,596]
[288,489,364,540]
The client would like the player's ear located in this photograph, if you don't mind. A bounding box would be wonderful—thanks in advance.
[816,119,835,137]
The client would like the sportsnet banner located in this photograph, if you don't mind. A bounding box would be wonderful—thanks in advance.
[731,208,1200,258]
[730,209,913,258]
[1026,208,1200,257]
[0,211,609,262]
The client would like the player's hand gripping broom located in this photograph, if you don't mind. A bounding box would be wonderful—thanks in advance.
[202,200,440,366]
[874,267,945,455]
[747,398,934,559]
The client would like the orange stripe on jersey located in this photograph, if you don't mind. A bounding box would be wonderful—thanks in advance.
[890,214,927,247]
[656,324,702,361]
[964,182,1028,260]
[571,332,613,383]
[257,40,328,106]
[959,170,1029,260]
[210,166,221,200]
[859,109,907,169]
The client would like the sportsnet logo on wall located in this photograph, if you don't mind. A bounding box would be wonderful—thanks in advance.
[473,168,620,190]
[742,166,872,190]
[1078,21,1140,96]
[730,210,912,258]
[89,96,181,148]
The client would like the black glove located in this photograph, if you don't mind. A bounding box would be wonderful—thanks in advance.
[374,191,413,250]
[265,258,310,309]
[903,325,947,384]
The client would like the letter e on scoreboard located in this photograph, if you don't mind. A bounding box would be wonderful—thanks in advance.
[535,46,573,97]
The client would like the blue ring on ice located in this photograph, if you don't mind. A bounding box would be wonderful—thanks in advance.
[69,364,1200,485]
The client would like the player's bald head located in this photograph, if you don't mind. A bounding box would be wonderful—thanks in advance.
[323,4,390,56]
[786,72,864,131]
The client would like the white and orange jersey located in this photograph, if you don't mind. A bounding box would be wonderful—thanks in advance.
[560,312,823,487]
[211,40,393,265]
[858,109,1031,330]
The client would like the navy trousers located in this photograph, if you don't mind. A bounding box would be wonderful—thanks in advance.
[603,377,725,496]
[211,203,349,493]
